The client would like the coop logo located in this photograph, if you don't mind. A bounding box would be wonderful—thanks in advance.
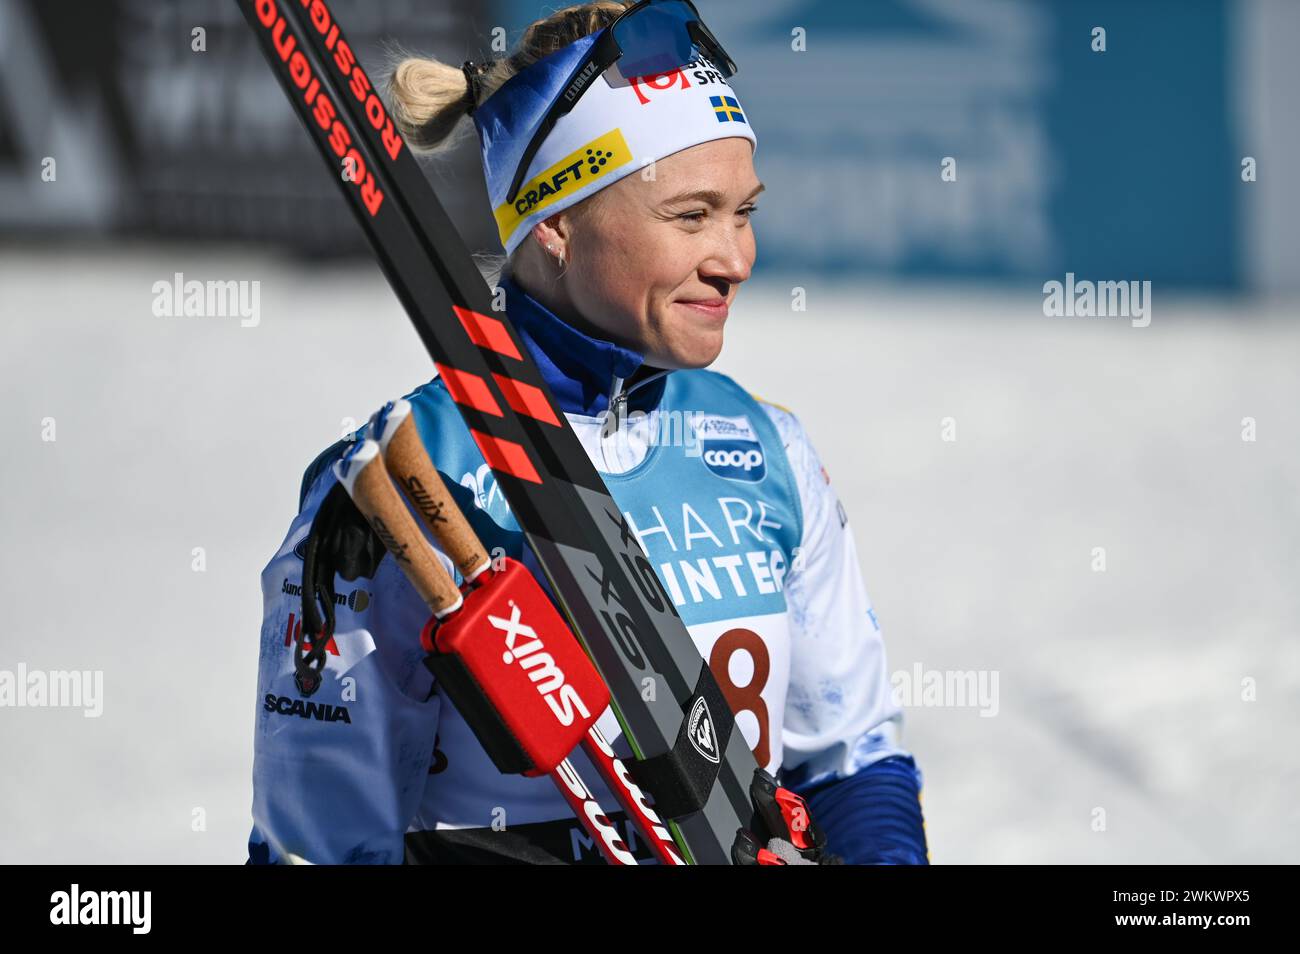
[696,414,766,482]
[495,128,632,241]
[492,600,592,727]
[263,693,353,724]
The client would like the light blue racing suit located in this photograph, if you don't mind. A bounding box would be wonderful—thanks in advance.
[248,275,928,864]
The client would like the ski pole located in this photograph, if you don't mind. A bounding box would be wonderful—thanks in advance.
[372,399,686,865]
[332,438,637,866]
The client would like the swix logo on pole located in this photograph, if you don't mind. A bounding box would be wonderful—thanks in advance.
[552,759,636,865]
[491,600,593,727]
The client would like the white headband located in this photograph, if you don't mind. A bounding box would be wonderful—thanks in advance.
[474,36,758,258]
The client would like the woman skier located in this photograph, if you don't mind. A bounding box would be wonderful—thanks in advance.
[249,0,928,865]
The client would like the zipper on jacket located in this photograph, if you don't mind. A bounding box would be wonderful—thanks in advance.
[601,375,626,471]
[600,368,670,472]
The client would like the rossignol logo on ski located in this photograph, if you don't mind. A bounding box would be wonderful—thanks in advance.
[696,414,766,482]
[687,696,720,764]
[495,129,631,240]
[246,0,398,218]
[492,600,592,727]
[263,693,352,724]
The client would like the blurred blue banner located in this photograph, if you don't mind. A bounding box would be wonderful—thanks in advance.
[2,0,1288,289]
[495,0,1250,290]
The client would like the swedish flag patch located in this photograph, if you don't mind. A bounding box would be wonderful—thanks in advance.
[709,95,747,124]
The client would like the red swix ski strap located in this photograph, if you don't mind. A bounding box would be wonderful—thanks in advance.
[420,557,610,777]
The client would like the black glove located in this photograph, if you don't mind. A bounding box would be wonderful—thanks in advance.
[294,480,387,696]
[732,768,843,865]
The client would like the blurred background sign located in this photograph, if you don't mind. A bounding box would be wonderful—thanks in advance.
[2,0,1297,289]
[0,0,492,254]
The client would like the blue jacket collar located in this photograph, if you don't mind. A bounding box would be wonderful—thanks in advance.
[499,274,669,417]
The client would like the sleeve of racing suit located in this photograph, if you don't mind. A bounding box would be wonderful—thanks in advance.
[758,400,929,865]
[248,459,443,865]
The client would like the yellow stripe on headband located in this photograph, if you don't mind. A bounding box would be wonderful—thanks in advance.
[494,128,633,248]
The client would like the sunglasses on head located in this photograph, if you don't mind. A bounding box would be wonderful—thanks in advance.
[505,0,737,206]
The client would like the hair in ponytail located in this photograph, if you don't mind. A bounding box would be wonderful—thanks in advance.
[388,3,629,285]
[386,2,630,155]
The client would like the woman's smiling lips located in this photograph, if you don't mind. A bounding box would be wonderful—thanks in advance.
[675,297,730,320]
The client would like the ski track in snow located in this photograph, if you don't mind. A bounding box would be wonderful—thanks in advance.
[1,248,1296,863]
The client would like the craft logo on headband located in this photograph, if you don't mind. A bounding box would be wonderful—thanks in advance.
[494,129,633,241]
[485,51,758,256]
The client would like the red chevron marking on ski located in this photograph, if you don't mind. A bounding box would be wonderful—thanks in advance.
[455,306,523,360]
[437,364,503,417]
[470,430,542,484]
[493,374,562,427]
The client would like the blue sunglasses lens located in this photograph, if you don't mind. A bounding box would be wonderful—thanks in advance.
[612,1,726,80]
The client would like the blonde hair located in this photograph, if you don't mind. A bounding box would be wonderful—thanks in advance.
[386,2,629,284]
[387,2,630,155]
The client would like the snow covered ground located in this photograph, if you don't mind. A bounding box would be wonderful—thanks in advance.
[1,246,1296,863]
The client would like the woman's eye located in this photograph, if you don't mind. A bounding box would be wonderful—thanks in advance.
[679,207,758,223]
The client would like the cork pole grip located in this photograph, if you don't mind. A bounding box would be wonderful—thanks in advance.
[334,441,463,618]
[381,411,491,582]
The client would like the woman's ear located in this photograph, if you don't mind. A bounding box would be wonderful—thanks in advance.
[530,216,564,250]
